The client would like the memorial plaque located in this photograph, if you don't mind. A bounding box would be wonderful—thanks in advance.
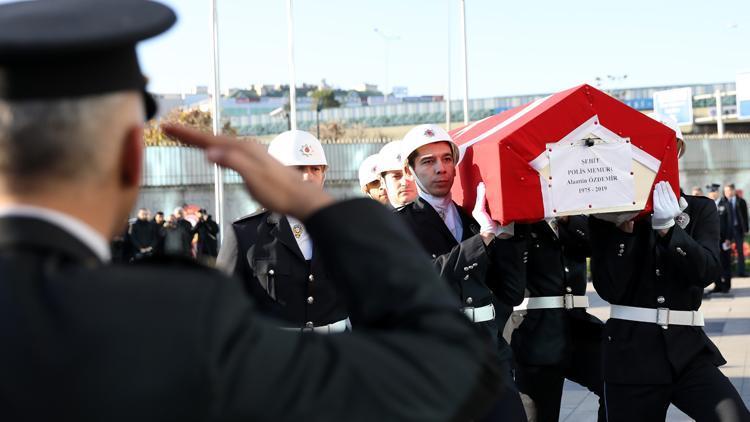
[548,138,634,214]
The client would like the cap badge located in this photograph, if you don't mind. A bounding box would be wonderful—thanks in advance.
[424,129,435,137]
[300,144,313,157]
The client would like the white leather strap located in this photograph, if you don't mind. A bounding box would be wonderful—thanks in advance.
[281,317,350,334]
[610,305,704,327]
[513,295,589,311]
[462,303,496,323]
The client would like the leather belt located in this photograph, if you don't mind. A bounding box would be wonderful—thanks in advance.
[462,303,496,323]
[281,318,350,334]
[610,304,704,328]
[513,294,589,311]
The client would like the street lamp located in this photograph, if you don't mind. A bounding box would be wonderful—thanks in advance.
[315,101,323,139]
[373,28,400,102]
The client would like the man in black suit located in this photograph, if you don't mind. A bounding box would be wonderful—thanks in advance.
[129,208,157,260]
[707,183,732,293]
[722,184,749,277]
[512,216,605,422]
[217,130,350,332]
[589,181,750,421]
[0,1,502,420]
[395,124,528,421]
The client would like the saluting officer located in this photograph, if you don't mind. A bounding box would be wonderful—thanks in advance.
[512,216,605,422]
[394,124,528,421]
[358,153,388,204]
[0,1,506,420]
[589,119,750,421]
[217,130,349,333]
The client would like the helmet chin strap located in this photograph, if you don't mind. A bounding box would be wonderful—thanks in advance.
[409,164,451,204]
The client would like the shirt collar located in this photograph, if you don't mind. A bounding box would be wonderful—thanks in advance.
[0,205,111,262]
[418,189,453,213]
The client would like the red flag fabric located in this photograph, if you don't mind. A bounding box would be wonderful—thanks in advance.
[449,84,679,224]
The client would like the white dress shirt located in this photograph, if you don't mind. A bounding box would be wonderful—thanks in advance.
[0,204,111,262]
[419,191,463,242]
[286,215,313,260]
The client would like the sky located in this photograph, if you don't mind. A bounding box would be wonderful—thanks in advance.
[7,0,750,98]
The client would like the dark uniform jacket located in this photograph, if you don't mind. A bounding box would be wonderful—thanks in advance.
[0,199,501,421]
[589,195,725,384]
[512,217,603,366]
[218,210,348,328]
[716,199,732,243]
[395,196,526,361]
[720,195,749,234]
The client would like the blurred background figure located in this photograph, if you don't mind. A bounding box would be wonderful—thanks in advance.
[192,208,219,265]
[164,210,193,257]
[129,208,156,260]
[721,184,748,278]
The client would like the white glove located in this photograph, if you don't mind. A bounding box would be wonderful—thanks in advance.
[496,222,515,239]
[472,182,498,235]
[652,181,681,230]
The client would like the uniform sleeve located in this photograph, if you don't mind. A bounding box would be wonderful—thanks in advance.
[589,216,639,303]
[659,201,721,288]
[205,199,501,421]
[485,234,527,306]
[215,226,240,277]
[432,233,490,289]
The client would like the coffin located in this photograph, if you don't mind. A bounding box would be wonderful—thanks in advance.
[450,84,679,224]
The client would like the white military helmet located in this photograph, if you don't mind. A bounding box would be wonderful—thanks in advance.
[267,130,327,167]
[376,141,405,175]
[650,113,685,157]
[358,154,381,188]
[650,113,684,141]
[400,124,460,167]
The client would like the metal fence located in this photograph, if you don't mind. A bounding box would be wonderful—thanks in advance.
[141,141,389,187]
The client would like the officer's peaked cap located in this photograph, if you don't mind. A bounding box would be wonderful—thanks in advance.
[0,0,176,120]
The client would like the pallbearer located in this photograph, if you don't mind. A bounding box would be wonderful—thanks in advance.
[589,121,750,421]
[358,153,387,204]
[377,140,417,208]
[395,124,528,422]
[512,215,605,422]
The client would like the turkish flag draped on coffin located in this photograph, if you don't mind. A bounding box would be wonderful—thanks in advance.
[449,84,680,225]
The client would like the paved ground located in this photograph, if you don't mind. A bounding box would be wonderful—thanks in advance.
[558,278,750,421]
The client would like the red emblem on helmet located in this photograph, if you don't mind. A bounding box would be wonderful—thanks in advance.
[300,144,313,157]
[424,129,435,137]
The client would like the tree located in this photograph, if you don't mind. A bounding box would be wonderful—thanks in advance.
[144,108,237,146]
[310,88,341,110]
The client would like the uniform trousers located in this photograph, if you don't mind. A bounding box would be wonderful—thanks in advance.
[479,359,527,422]
[604,355,750,422]
[515,334,605,422]
[732,226,746,276]
[719,245,733,292]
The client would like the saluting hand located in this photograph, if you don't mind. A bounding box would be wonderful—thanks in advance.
[162,124,333,220]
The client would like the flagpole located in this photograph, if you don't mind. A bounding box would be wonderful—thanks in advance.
[459,0,469,126]
[445,0,452,130]
[286,0,297,130]
[209,0,224,243]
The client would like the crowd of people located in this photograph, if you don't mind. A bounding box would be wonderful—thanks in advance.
[112,207,219,264]
[2,1,750,421]
[692,183,749,294]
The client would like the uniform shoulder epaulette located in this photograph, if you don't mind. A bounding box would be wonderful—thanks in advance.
[232,208,268,224]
